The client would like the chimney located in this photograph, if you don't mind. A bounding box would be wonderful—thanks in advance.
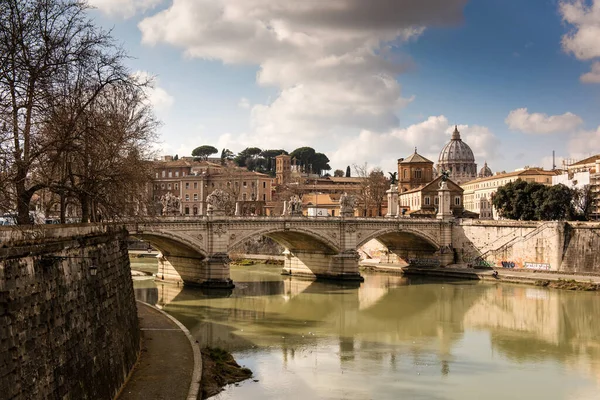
[163,155,173,161]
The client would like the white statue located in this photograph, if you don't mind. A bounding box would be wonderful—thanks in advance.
[339,192,356,215]
[206,189,232,211]
[160,192,181,215]
[289,195,302,215]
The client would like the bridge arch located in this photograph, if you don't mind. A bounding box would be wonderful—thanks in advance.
[129,231,208,259]
[356,227,440,264]
[229,227,340,254]
[357,227,440,250]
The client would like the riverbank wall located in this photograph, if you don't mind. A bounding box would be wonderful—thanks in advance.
[0,226,139,399]
[453,220,600,273]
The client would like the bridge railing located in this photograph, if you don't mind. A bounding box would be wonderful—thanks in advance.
[123,215,444,224]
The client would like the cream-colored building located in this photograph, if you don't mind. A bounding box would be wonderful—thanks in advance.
[152,157,273,216]
[461,168,560,219]
[560,155,600,220]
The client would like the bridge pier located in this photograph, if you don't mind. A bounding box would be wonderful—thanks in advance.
[156,253,234,288]
[282,249,364,282]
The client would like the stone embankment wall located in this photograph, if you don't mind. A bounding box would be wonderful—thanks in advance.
[560,222,600,273]
[453,220,600,273]
[0,225,139,400]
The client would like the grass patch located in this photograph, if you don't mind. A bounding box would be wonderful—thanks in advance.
[200,346,253,399]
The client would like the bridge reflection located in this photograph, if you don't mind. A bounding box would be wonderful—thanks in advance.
[133,271,600,387]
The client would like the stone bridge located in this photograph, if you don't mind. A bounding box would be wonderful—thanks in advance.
[127,216,453,288]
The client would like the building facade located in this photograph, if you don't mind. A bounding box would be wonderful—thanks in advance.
[152,157,273,216]
[461,168,560,219]
[397,150,435,192]
[398,175,471,218]
[556,154,600,220]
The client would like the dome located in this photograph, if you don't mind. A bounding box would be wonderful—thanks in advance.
[438,126,475,164]
[478,161,493,178]
[437,125,478,185]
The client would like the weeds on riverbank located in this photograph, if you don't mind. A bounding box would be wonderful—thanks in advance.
[534,279,599,291]
[200,347,252,399]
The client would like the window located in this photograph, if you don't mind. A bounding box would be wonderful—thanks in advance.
[455,196,461,206]
[414,169,422,179]
[174,183,178,190]
[162,171,166,178]
[185,207,190,215]
[175,171,179,177]
[243,181,247,187]
[193,207,198,215]
[168,171,172,178]
[425,196,430,205]
[185,194,190,201]
[193,194,198,201]
[263,182,266,188]
[194,182,198,189]
[185,183,190,189]
[404,169,408,178]
[161,183,165,189]
[168,183,171,190]
[434,197,439,205]
[263,194,266,201]
[243,193,247,201]
[155,172,159,178]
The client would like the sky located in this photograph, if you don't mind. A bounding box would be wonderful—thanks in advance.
[88,0,600,175]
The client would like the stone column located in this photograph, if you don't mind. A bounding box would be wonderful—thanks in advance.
[436,181,453,221]
[386,184,399,217]
[234,201,241,216]
[437,181,454,266]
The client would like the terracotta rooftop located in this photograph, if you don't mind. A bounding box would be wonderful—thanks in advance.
[569,154,600,167]
[399,150,433,164]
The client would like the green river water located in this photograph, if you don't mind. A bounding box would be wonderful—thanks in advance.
[131,260,600,400]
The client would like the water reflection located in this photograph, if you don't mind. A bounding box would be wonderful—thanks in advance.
[133,265,600,400]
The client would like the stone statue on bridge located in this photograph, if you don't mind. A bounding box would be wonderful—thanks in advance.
[207,189,232,216]
[339,192,356,217]
[160,192,181,215]
[289,195,303,216]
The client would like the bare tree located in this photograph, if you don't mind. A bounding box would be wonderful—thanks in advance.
[0,0,134,224]
[353,163,389,217]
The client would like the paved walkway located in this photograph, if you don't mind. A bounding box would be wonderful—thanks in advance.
[117,302,201,400]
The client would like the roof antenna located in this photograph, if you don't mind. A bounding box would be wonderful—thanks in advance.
[552,150,556,170]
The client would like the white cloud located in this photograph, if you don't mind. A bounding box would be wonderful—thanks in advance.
[568,125,600,159]
[505,108,583,134]
[133,71,174,112]
[139,0,467,137]
[238,98,250,109]
[560,0,600,82]
[327,116,499,173]
[89,0,163,18]
[580,61,600,83]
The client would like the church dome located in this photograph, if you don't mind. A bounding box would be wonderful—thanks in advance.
[478,161,493,178]
[437,125,478,185]
[438,126,475,164]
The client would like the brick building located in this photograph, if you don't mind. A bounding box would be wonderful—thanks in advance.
[152,156,272,216]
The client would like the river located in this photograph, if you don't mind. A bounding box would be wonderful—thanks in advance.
[131,261,600,400]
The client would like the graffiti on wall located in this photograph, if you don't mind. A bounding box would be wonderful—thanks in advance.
[408,258,441,267]
[501,261,516,269]
[524,262,551,270]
